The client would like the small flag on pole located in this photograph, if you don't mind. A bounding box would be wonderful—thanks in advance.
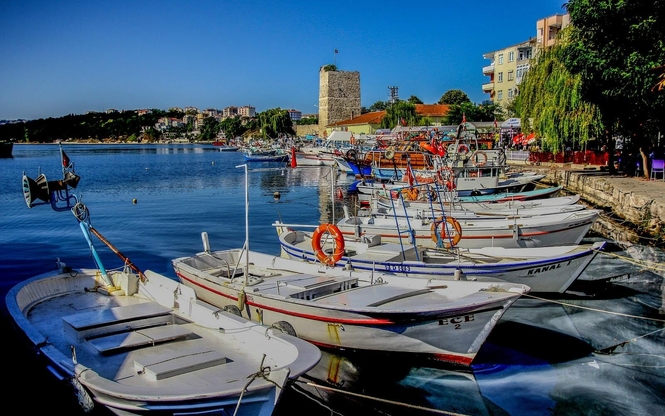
[334,49,338,53]
[462,113,466,124]
[494,118,498,129]
[62,150,71,168]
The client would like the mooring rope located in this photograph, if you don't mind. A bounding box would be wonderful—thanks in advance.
[521,293,665,324]
[295,379,469,416]
[596,250,665,272]
[233,355,281,416]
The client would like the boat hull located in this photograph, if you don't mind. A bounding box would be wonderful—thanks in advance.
[335,209,600,249]
[173,250,527,366]
[6,268,319,416]
[277,229,606,293]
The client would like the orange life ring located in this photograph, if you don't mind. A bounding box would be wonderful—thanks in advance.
[445,178,456,190]
[470,171,478,178]
[311,224,345,266]
[430,217,462,248]
[472,151,488,167]
[457,144,470,154]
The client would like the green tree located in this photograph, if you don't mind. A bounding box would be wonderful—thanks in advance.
[219,116,246,141]
[368,101,389,112]
[514,31,603,152]
[564,0,665,175]
[199,116,220,142]
[257,108,295,139]
[438,89,471,105]
[445,101,500,125]
[380,101,420,129]
[407,95,423,104]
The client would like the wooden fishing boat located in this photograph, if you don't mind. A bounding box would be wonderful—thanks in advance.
[334,207,601,249]
[172,164,529,367]
[9,148,321,415]
[274,224,606,293]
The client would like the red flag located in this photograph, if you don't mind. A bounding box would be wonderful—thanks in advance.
[404,165,414,186]
[62,151,71,168]
[462,113,466,124]
[400,117,406,126]
[494,118,498,129]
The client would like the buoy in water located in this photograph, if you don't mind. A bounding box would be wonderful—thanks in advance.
[132,198,137,204]
[274,191,281,202]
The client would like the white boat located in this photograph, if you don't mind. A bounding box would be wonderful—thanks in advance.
[6,264,320,416]
[369,197,589,220]
[274,225,606,293]
[372,193,582,213]
[172,164,529,367]
[172,243,528,366]
[334,208,601,249]
[9,148,321,416]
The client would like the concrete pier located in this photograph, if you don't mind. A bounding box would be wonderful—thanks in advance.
[509,162,665,246]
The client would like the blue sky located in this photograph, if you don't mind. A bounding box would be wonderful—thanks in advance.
[0,0,568,120]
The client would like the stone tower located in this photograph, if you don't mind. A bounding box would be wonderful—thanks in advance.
[318,67,361,135]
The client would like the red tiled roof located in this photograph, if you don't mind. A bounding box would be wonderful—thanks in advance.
[329,111,385,126]
[327,105,450,127]
[414,104,450,117]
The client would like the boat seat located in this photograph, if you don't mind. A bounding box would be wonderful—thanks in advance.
[88,324,194,355]
[62,303,173,342]
[134,343,228,381]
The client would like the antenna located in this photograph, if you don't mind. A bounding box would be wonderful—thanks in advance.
[388,86,399,105]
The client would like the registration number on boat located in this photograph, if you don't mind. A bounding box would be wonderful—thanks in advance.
[439,315,474,329]
[382,264,411,272]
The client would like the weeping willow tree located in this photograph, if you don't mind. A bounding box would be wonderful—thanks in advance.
[380,101,420,129]
[257,108,294,139]
[515,31,603,152]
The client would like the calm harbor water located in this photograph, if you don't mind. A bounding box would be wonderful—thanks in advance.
[1,144,663,415]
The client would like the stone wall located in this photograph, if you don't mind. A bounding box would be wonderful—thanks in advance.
[528,167,665,245]
[318,68,361,135]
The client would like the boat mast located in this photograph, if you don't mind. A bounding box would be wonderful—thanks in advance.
[236,163,249,286]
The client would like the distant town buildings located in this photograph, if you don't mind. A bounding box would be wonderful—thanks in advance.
[287,109,302,121]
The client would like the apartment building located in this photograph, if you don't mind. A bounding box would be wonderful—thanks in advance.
[482,13,570,107]
[237,105,256,118]
[482,38,536,107]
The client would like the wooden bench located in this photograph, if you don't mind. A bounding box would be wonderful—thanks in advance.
[62,302,173,342]
[134,344,228,381]
[87,324,193,355]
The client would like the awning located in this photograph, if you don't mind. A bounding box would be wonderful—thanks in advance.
[501,118,521,129]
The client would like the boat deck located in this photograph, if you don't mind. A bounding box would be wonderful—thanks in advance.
[23,280,276,391]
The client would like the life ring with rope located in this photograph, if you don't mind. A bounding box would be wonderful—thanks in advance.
[471,151,488,167]
[430,217,463,248]
[385,148,396,160]
[311,224,345,266]
[457,144,470,155]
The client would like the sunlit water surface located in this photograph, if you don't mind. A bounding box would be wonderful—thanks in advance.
[1,144,663,415]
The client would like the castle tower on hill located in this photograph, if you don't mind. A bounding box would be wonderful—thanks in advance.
[318,67,361,135]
